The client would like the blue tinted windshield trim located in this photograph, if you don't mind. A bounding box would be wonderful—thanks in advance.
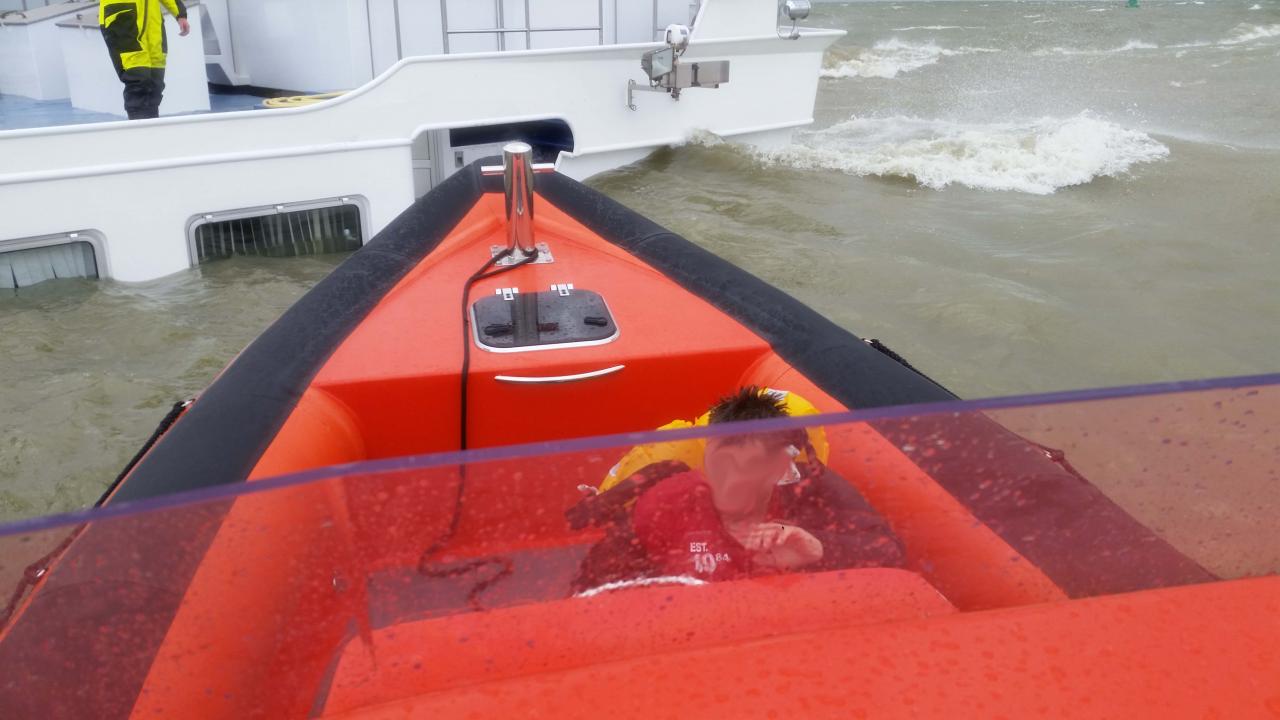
[2,372,1276,538]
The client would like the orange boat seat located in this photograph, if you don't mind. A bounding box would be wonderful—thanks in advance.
[316,567,956,717]
[320,576,1280,719]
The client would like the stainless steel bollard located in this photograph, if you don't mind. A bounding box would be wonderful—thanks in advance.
[503,142,536,256]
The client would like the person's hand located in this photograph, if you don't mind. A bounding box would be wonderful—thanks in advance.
[177,17,190,36]
[743,522,823,569]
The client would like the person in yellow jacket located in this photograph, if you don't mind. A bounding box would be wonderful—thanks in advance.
[566,386,906,592]
[99,0,190,119]
[596,387,830,494]
[564,387,831,532]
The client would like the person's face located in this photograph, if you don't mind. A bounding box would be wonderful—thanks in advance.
[702,438,792,518]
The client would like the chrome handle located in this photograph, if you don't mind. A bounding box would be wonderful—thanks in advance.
[494,364,624,384]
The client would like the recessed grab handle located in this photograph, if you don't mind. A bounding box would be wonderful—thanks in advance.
[494,364,625,384]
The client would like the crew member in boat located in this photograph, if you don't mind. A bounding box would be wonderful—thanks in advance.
[568,387,905,591]
[99,0,190,120]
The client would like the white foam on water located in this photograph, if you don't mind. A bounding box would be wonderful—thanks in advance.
[1219,23,1280,45]
[763,114,1170,195]
[683,128,727,147]
[1118,39,1160,50]
[1250,4,1263,9]
[820,40,999,79]
[891,25,983,31]
[1172,25,1280,51]
[1037,39,1159,56]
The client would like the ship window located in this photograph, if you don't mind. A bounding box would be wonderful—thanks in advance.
[0,234,101,291]
[190,198,365,264]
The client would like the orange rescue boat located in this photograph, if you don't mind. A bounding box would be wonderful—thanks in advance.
[0,147,1276,719]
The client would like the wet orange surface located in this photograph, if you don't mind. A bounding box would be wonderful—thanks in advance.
[327,577,1280,720]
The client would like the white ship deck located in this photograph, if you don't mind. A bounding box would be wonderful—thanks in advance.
[0,0,840,286]
[0,91,268,132]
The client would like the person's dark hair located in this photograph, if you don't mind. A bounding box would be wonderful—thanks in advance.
[708,386,788,424]
[707,386,796,450]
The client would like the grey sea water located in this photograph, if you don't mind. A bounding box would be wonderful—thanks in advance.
[1,0,1278,521]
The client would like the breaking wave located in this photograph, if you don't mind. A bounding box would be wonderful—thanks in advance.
[763,114,1170,195]
[1218,23,1280,45]
[1031,24,1276,57]
[1037,39,1160,56]
[1172,23,1280,49]
[891,25,983,31]
[821,40,998,79]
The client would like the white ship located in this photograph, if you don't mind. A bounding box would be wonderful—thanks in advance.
[0,0,839,286]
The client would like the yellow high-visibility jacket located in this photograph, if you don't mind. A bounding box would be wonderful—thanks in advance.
[99,0,188,71]
[598,389,831,493]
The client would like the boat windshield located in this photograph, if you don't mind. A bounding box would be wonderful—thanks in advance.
[0,374,1275,717]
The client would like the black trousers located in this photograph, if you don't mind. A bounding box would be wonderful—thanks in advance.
[101,29,166,120]
[119,67,166,119]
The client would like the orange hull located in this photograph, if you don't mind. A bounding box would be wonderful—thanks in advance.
[0,163,1273,719]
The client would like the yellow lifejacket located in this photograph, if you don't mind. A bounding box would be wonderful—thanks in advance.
[100,0,187,71]
[599,388,830,493]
